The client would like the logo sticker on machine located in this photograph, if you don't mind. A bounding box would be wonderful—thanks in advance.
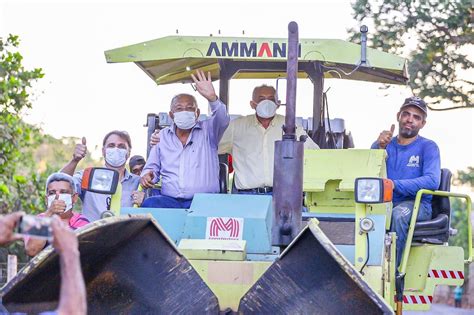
[206,217,244,240]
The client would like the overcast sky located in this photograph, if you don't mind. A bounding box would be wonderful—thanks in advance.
[1,0,472,179]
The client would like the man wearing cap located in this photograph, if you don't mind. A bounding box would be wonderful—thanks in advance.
[372,96,440,268]
[129,155,146,176]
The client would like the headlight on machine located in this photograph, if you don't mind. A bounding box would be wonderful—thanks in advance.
[355,177,393,204]
[81,167,119,195]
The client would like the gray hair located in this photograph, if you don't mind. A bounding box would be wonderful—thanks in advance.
[170,93,197,111]
[45,172,76,194]
[252,85,276,101]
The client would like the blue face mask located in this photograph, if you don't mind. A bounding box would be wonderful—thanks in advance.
[173,111,197,130]
[105,148,128,167]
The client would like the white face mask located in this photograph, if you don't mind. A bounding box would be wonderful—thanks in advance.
[105,148,128,167]
[173,111,197,130]
[47,194,73,212]
[256,99,278,118]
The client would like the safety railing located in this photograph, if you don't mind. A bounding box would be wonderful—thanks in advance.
[399,190,472,275]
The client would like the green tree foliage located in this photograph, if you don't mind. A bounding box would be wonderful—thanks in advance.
[455,166,474,187]
[0,35,97,264]
[1,34,44,263]
[349,0,473,110]
[0,34,44,215]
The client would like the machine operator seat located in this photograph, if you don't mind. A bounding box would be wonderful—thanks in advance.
[412,168,452,244]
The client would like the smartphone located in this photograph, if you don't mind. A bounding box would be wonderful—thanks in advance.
[15,214,53,241]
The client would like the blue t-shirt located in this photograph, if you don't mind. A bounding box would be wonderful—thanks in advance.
[371,136,441,211]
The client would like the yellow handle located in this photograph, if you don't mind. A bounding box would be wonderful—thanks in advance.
[110,181,123,215]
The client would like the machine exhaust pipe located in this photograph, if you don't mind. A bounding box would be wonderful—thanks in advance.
[272,21,304,246]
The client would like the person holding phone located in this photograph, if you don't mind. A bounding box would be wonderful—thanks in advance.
[0,213,87,315]
[24,173,89,257]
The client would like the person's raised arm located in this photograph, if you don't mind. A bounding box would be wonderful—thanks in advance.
[52,217,86,315]
[61,137,87,176]
[191,70,230,143]
[371,124,395,149]
[0,212,24,246]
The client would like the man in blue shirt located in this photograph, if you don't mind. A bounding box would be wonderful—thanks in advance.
[372,96,440,268]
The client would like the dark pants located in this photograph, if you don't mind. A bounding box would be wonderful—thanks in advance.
[455,299,461,308]
[142,195,193,209]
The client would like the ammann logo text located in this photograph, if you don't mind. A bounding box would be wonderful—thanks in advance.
[206,41,302,58]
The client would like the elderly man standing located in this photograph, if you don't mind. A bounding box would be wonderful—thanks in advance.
[140,70,230,208]
[25,172,89,257]
[62,131,143,221]
[218,85,318,194]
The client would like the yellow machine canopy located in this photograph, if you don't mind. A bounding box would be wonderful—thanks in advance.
[105,36,409,86]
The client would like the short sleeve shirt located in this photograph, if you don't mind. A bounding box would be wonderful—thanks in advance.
[72,169,140,222]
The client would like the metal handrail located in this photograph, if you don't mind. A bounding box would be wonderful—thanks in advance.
[399,189,473,275]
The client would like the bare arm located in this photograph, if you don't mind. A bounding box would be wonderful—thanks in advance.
[61,160,80,176]
[0,212,24,245]
[57,249,86,315]
[191,70,230,143]
[61,137,87,176]
[52,217,87,315]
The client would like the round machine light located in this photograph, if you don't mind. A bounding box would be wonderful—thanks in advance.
[101,210,115,219]
[360,217,374,233]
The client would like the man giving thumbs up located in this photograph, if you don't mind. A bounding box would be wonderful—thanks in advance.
[61,131,143,221]
[371,96,440,270]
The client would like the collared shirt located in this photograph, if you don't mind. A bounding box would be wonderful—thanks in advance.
[218,114,319,189]
[72,168,140,222]
[142,99,230,199]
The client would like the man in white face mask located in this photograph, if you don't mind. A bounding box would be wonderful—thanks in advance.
[61,131,144,221]
[218,85,319,194]
[140,70,230,208]
[24,172,90,256]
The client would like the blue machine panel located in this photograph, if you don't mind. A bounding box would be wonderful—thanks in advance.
[122,194,274,255]
[121,207,188,245]
[183,193,273,255]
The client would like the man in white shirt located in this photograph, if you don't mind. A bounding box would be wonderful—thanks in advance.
[218,85,318,194]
